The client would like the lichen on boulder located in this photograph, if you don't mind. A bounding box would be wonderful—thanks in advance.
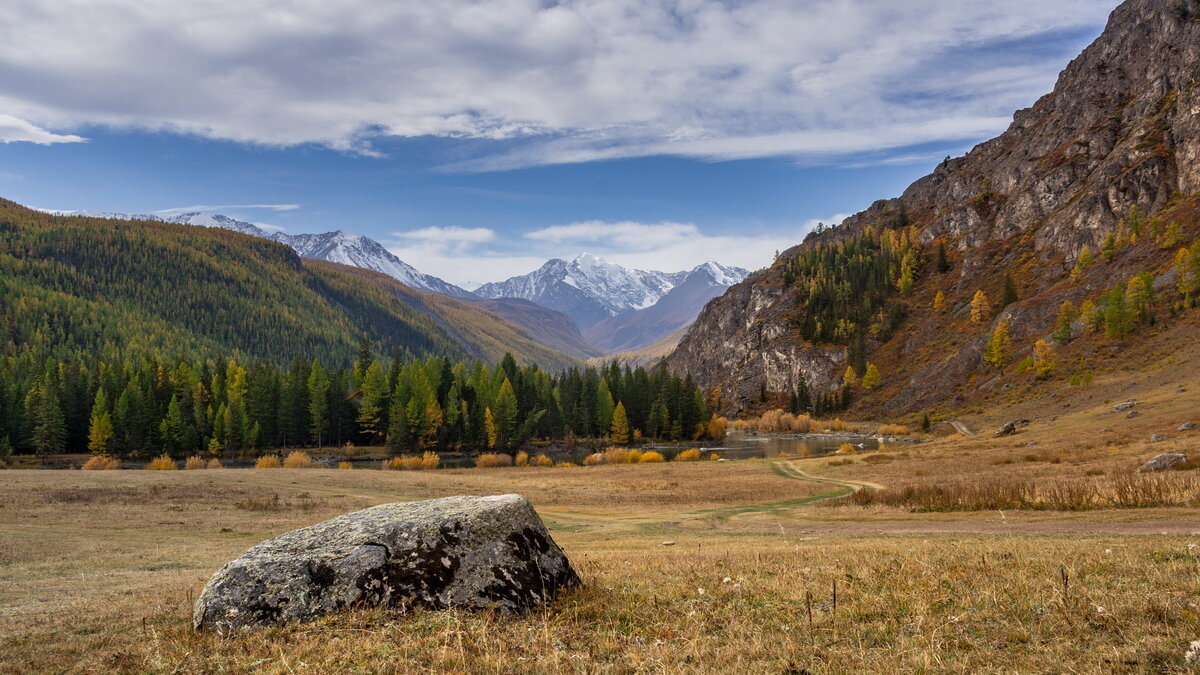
[193,494,578,632]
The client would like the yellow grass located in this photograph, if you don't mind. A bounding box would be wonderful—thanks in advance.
[1,463,1198,673]
[475,453,513,468]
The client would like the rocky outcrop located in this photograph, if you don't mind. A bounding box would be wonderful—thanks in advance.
[1138,453,1188,471]
[669,0,1200,412]
[193,495,578,632]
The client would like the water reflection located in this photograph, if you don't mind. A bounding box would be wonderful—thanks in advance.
[693,433,881,460]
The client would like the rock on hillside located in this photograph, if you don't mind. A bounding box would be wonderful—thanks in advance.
[669,0,1200,412]
[194,495,578,632]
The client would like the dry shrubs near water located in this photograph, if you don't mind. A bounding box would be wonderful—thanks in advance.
[847,472,1200,511]
[384,452,441,471]
[254,455,281,469]
[144,455,177,470]
[731,410,853,434]
[81,455,120,470]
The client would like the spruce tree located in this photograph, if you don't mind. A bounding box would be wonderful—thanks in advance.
[307,359,330,448]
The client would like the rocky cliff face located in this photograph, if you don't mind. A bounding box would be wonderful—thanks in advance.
[669,0,1200,412]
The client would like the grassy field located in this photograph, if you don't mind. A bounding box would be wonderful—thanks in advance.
[4,402,1200,675]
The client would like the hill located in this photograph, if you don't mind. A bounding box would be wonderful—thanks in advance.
[0,199,575,370]
[668,0,1200,416]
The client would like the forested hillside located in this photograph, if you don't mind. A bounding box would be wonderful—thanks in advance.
[0,199,579,370]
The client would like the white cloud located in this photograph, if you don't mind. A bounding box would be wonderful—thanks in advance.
[253,222,288,233]
[387,217,849,287]
[0,114,84,144]
[394,226,496,244]
[155,203,300,215]
[0,0,1114,166]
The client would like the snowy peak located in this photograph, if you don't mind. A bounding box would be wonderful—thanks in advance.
[474,254,748,329]
[37,208,471,298]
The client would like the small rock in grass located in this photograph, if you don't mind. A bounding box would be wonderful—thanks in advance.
[1180,422,1195,432]
[661,541,676,547]
[1126,411,1139,419]
[1151,434,1168,443]
[1113,401,1137,412]
[1138,453,1188,472]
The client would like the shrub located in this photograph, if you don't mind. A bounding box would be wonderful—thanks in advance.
[384,456,424,470]
[707,453,721,461]
[515,451,530,467]
[534,453,554,467]
[828,418,848,432]
[675,448,702,462]
[283,451,312,468]
[626,449,644,463]
[836,443,855,455]
[639,451,665,463]
[338,461,353,470]
[604,447,634,464]
[476,453,514,468]
[145,455,177,470]
[878,424,909,435]
[81,455,120,470]
[184,455,207,470]
[583,453,606,466]
[420,452,440,470]
[554,461,578,468]
[206,458,223,469]
[256,455,282,469]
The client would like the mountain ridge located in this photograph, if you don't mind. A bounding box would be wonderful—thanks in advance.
[667,0,1200,414]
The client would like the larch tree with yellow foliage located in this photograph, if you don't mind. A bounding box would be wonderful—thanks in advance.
[932,290,946,313]
[1033,339,1056,379]
[609,402,631,446]
[970,290,990,324]
[983,319,1012,369]
[842,365,858,389]
[861,363,883,390]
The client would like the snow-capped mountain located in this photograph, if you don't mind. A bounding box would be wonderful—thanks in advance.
[474,253,748,329]
[40,209,471,298]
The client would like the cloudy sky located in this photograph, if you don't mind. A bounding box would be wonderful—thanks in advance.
[0,0,1116,287]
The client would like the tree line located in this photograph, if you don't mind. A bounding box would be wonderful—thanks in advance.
[0,349,721,460]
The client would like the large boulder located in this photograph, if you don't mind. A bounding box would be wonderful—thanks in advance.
[194,494,578,632]
[1138,453,1187,472]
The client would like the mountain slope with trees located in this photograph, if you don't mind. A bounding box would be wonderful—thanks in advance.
[668,0,1200,416]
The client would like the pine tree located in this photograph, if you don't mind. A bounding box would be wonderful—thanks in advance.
[1081,299,1103,332]
[1051,300,1080,343]
[1070,246,1092,283]
[307,359,330,448]
[932,290,946,313]
[1000,273,1018,307]
[983,319,1012,369]
[484,407,498,449]
[28,378,66,460]
[494,378,518,450]
[87,388,113,455]
[1033,339,1056,379]
[1103,283,1130,340]
[610,402,631,445]
[1124,274,1153,324]
[594,379,615,437]
[356,361,388,443]
[970,290,990,324]
[159,394,186,455]
[936,241,951,273]
[861,363,883,390]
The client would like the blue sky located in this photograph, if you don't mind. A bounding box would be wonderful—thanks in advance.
[0,0,1116,287]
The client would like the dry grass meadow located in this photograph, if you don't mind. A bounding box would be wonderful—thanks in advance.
[2,355,1200,673]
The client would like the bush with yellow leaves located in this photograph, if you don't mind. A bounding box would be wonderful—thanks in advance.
[145,455,177,470]
[255,455,282,469]
[82,455,120,470]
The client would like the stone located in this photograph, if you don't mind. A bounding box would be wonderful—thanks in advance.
[193,495,578,632]
[1138,453,1187,472]
[994,419,1031,437]
[1126,411,1139,419]
[1150,434,1168,443]
[1180,422,1195,432]
[1113,401,1137,413]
